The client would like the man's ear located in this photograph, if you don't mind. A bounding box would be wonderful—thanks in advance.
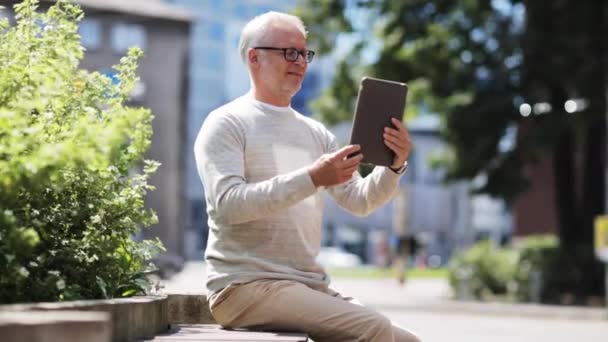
[248,48,258,67]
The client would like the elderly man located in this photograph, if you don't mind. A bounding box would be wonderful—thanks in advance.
[194,11,419,342]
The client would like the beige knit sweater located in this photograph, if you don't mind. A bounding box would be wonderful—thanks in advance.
[194,92,403,296]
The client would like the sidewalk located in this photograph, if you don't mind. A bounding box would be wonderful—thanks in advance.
[331,278,608,321]
[161,261,608,321]
[161,261,207,294]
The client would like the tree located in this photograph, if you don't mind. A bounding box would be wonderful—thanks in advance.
[0,0,163,303]
[295,0,606,298]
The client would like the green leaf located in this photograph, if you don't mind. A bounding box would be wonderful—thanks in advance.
[120,288,137,297]
[96,276,108,299]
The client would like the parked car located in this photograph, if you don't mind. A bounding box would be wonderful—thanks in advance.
[316,247,363,268]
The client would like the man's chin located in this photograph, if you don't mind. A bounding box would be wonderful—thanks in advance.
[282,84,302,96]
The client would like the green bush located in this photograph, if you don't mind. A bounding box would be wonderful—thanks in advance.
[0,0,163,303]
[514,234,559,302]
[448,240,518,300]
[514,235,596,304]
[449,235,593,304]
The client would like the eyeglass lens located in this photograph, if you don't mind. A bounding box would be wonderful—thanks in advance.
[285,48,314,63]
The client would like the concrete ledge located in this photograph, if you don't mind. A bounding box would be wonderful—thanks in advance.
[0,295,168,342]
[0,311,111,342]
[163,295,311,341]
[147,324,308,341]
[167,294,215,324]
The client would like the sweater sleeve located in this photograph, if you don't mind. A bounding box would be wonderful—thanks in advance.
[194,111,318,225]
[323,129,403,216]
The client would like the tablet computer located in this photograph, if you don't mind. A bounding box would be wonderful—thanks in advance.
[349,76,408,166]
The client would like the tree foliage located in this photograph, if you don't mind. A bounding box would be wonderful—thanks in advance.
[296,0,527,198]
[0,0,163,303]
[296,0,607,297]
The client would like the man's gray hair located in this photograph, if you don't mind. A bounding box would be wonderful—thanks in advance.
[239,11,308,64]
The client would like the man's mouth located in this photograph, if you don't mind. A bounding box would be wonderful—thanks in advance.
[287,72,303,77]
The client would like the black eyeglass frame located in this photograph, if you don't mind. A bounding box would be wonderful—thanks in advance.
[253,47,316,63]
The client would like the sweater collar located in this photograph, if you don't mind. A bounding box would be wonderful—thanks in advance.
[244,91,294,115]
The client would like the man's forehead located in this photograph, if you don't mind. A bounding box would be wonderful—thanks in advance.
[265,23,306,46]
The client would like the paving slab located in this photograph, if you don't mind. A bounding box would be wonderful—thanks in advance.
[0,295,169,341]
[0,310,111,342]
[146,324,308,341]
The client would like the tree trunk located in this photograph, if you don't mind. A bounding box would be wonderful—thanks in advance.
[577,0,608,298]
[553,127,578,251]
[580,121,606,297]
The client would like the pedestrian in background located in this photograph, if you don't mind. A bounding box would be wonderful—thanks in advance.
[391,190,419,285]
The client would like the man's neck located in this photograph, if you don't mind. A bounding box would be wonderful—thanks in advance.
[251,87,291,107]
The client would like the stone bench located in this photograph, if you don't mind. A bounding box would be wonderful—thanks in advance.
[0,311,111,342]
[164,294,309,341]
[0,295,168,342]
[147,324,309,341]
[0,293,309,341]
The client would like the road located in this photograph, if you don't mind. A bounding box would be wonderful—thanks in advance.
[384,310,608,342]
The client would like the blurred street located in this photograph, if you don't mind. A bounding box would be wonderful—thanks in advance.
[162,262,608,342]
[385,310,608,342]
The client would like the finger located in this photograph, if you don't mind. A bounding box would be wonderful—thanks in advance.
[384,127,405,140]
[391,117,407,133]
[343,164,360,176]
[384,138,405,155]
[342,153,363,168]
[393,118,412,142]
[340,170,357,182]
[385,128,411,150]
[383,132,406,148]
[334,144,361,161]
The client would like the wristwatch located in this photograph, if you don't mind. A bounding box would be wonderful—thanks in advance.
[389,161,408,174]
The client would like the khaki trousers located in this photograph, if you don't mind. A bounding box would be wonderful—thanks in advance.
[208,279,421,342]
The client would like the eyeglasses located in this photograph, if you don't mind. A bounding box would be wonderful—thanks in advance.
[253,47,315,63]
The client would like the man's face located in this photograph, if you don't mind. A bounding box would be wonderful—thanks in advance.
[255,24,308,98]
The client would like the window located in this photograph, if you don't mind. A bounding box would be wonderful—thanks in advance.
[111,23,147,53]
[205,49,222,70]
[254,6,274,16]
[79,18,102,50]
[209,22,224,42]
[234,4,249,20]
[210,0,223,12]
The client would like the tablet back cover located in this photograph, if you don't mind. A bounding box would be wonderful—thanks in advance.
[349,77,408,166]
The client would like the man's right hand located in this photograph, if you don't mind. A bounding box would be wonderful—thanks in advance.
[308,145,363,187]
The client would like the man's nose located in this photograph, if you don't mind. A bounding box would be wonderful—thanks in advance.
[293,53,307,66]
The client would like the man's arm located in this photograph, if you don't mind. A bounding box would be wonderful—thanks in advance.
[327,164,402,217]
[194,113,317,226]
[326,118,411,216]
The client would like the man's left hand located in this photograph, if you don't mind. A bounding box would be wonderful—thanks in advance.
[383,117,411,169]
